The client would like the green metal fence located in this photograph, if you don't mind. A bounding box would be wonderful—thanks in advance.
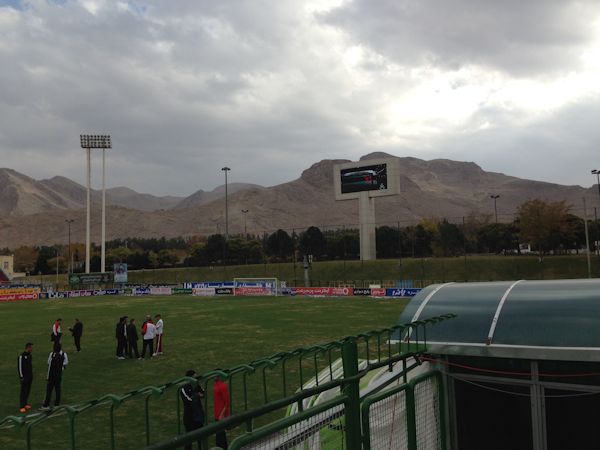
[362,371,446,450]
[1,314,454,450]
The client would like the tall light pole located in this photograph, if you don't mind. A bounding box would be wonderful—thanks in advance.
[65,219,74,274]
[490,194,500,224]
[80,134,111,273]
[591,169,600,255]
[221,167,231,241]
[241,209,249,236]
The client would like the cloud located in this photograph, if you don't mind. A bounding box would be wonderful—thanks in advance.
[323,0,600,77]
[0,0,599,197]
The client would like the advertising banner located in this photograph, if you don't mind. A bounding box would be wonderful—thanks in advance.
[352,288,372,296]
[0,293,38,302]
[184,282,234,289]
[69,272,113,285]
[93,289,122,296]
[133,287,151,296]
[113,263,128,283]
[234,287,270,296]
[193,288,216,296]
[370,288,386,297]
[291,287,353,297]
[47,292,68,299]
[150,287,172,296]
[0,287,40,295]
[172,288,193,295]
[385,288,421,297]
[68,290,94,298]
[216,287,234,295]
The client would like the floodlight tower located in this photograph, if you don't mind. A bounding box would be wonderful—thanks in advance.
[221,166,231,241]
[490,194,500,224]
[80,134,112,273]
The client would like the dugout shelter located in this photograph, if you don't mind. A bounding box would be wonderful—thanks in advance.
[397,278,600,450]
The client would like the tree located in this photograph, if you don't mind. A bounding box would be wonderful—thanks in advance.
[376,226,400,258]
[266,230,294,260]
[476,223,519,254]
[517,199,570,261]
[432,220,464,257]
[299,227,326,257]
[34,246,55,274]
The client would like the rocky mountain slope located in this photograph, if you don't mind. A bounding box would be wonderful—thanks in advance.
[0,153,597,248]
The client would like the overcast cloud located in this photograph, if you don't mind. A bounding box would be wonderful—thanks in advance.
[0,0,599,196]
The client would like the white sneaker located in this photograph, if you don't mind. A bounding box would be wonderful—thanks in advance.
[40,405,50,411]
[152,353,157,357]
[117,356,126,360]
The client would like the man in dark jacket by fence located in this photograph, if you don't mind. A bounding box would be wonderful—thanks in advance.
[180,369,205,450]
[115,316,128,360]
[40,343,68,410]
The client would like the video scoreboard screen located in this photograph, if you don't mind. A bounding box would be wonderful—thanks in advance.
[340,163,388,194]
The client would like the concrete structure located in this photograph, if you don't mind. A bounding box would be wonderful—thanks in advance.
[0,255,24,280]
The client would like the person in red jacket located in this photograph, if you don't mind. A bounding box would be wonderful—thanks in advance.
[213,371,230,449]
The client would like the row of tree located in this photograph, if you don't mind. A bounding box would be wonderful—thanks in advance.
[4,199,599,274]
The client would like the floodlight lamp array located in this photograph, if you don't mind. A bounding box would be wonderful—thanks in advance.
[80,134,112,149]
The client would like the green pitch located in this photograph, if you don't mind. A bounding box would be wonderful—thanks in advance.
[0,295,407,449]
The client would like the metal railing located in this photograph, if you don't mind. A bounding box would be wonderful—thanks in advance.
[1,314,455,450]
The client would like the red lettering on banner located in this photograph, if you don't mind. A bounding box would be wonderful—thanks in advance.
[235,287,270,296]
[0,293,37,302]
[371,288,386,297]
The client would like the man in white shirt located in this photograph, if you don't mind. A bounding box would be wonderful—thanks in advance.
[153,314,164,356]
[141,316,156,359]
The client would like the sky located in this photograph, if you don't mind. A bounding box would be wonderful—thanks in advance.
[1,0,600,197]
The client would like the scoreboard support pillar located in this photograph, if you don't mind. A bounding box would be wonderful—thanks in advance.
[359,192,376,260]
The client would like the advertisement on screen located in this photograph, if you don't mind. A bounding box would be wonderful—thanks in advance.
[340,163,388,194]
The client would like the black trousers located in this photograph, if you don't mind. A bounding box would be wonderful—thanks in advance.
[116,337,127,356]
[128,339,140,358]
[215,430,228,449]
[43,377,62,407]
[183,419,203,450]
[74,335,81,351]
[141,339,154,358]
[20,377,32,407]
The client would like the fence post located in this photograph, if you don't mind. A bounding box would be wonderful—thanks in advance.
[342,338,361,450]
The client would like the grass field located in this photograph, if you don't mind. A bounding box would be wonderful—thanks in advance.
[0,295,408,449]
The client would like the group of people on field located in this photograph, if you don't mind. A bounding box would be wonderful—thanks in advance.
[115,314,164,360]
[18,318,79,413]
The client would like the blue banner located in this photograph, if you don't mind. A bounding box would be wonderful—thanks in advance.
[386,288,421,297]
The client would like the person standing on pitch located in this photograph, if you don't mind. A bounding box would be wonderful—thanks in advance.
[69,318,83,352]
[213,371,230,450]
[127,318,140,359]
[180,369,205,450]
[141,315,156,359]
[153,314,164,356]
[41,343,68,410]
[17,342,33,413]
[51,318,62,344]
[115,317,128,360]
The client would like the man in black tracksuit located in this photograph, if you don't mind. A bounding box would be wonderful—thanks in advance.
[17,342,33,413]
[115,317,128,359]
[180,369,205,450]
[69,318,83,352]
[127,318,140,359]
[41,343,68,409]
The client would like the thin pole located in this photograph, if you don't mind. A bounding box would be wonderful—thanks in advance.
[583,198,592,279]
[101,148,106,273]
[225,170,229,241]
[595,207,599,256]
[56,248,59,287]
[85,148,91,273]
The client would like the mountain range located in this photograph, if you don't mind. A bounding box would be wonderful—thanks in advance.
[1,152,598,248]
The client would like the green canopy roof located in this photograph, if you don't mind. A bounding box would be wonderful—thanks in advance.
[397,279,600,361]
